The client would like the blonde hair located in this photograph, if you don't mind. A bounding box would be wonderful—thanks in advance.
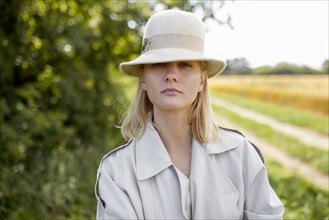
[121,62,219,143]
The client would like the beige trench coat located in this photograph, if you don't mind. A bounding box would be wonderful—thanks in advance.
[95,122,284,219]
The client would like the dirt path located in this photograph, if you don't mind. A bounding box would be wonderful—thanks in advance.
[213,114,329,191]
[212,97,328,150]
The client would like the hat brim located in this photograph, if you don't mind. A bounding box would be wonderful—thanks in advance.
[119,48,226,78]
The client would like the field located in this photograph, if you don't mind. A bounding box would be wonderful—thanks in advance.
[209,74,329,115]
[209,74,329,219]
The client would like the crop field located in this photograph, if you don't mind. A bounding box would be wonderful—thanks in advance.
[210,74,329,219]
[209,74,329,115]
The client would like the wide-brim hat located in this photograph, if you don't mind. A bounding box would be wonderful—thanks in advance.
[120,10,226,78]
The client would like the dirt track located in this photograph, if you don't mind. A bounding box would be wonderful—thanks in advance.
[212,98,329,191]
[212,97,328,150]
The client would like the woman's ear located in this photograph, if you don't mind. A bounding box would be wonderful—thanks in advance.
[140,75,147,91]
[198,71,206,92]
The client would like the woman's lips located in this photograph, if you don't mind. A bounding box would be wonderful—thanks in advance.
[161,88,182,95]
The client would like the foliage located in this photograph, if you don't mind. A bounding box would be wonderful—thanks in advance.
[219,57,325,75]
[221,57,252,75]
[322,59,329,74]
[153,0,232,25]
[0,0,230,219]
[266,158,329,220]
[253,62,323,75]
[0,0,147,218]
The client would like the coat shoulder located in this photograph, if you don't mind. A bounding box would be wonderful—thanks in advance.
[218,127,265,164]
[97,138,135,172]
[104,138,134,157]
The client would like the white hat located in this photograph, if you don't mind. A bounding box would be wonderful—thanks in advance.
[119,10,226,78]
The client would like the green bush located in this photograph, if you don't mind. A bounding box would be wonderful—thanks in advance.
[0,0,146,218]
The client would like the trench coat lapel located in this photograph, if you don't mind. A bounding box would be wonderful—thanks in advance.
[135,123,172,180]
[190,136,240,219]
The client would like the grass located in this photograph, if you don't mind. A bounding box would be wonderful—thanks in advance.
[266,158,329,219]
[212,92,328,135]
[210,74,329,98]
[212,104,329,174]
[209,74,329,115]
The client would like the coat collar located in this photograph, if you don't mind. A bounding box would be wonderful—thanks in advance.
[135,120,241,180]
[135,121,173,180]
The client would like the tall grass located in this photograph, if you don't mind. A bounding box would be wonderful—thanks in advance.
[212,92,328,135]
[209,75,329,115]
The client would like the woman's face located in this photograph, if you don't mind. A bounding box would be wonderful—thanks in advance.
[142,61,204,114]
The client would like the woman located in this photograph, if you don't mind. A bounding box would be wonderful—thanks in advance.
[95,10,284,219]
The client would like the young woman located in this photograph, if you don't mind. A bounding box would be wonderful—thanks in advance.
[95,10,284,219]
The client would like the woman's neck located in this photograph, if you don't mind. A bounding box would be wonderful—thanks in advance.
[152,109,193,176]
[153,110,192,145]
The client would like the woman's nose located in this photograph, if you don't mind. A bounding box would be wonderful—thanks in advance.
[165,63,179,82]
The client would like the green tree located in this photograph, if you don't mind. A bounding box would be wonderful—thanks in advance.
[253,65,272,75]
[253,62,322,75]
[221,57,252,75]
[0,0,147,218]
[0,0,229,219]
[322,59,329,74]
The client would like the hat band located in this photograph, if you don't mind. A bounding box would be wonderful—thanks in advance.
[142,34,204,54]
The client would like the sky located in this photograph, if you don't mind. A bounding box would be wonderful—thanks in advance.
[204,1,329,69]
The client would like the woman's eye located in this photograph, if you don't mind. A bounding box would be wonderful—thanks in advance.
[152,63,165,67]
[180,63,192,68]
